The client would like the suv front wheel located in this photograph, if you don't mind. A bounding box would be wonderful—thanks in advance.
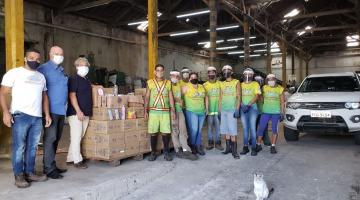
[284,126,299,141]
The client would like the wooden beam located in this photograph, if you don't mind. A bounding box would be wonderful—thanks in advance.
[64,0,113,12]
[292,25,356,33]
[280,40,287,87]
[148,0,158,79]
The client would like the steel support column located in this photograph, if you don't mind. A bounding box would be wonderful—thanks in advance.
[209,0,217,67]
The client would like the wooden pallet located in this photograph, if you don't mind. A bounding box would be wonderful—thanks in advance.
[85,152,149,167]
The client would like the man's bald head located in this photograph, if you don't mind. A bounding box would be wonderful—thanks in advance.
[49,46,63,60]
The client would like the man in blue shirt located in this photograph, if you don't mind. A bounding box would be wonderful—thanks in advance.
[38,46,68,179]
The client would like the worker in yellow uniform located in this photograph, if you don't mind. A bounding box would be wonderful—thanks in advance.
[169,70,198,160]
[203,66,223,151]
[144,64,176,161]
[179,67,190,87]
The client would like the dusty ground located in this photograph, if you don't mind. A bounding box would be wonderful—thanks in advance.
[0,123,360,200]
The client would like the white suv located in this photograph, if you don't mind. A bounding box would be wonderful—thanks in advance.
[284,72,360,144]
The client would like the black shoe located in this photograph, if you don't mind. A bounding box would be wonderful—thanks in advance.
[231,142,240,159]
[148,152,157,161]
[47,170,63,179]
[240,146,250,155]
[196,145,206,156]
[215,141,224,151]
[164,152,173,161]
[256,144,263,153]
[251,148,257,156]
[222,139,232,154]
[206,140,214,150]
[182,151,199,161]
[190,145,197,154]
[56,168,67,174]
[270,146,277,154]
[176,151,185,159]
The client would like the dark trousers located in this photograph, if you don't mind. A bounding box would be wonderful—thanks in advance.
[43,113,65,174]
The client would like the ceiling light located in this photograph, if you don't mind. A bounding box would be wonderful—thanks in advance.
[284,8,300,18]
[271,42,279,48]
[216,46,238,50]
[347,42,359,47]
[227,36,256,42]
[346,34,359,42]
[197,40,224,45]
[249,43,267,47]
[253,49,267,52]
[297,31,305,36]
[305,25,312,30]
[271,48,281,52]
[206,25,239,32]
[128,12,162,26]
[170,30,199,37]
[186,18,190,22]
[204,43,210,48]
[239,54,261,58]
[227,51,244,55]
[271,53,283,56]
[176,9,210,18]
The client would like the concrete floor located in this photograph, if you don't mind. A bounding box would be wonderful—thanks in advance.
[0,124,360,200]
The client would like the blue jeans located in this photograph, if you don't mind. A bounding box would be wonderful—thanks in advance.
[240,105,258,148]
[185,110,205,146]
[207,115,220,141]
[12,112,42,176]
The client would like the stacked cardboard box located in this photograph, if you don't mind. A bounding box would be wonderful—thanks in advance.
[127,94,145,119]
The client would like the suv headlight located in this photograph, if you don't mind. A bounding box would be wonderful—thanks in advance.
[286,102,301,109]
[345,102,360,109]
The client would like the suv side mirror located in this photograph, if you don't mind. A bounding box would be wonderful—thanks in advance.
[289,86,297,94]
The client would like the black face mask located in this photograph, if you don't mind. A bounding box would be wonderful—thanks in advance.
[27,61,40,70]
[223,72,231,78]
[208,75,216,80]
[190,79,198,84]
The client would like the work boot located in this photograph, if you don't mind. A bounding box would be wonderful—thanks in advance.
[190,145,198,154]
[206,140,214,150]
[47,170,63,179]
[270,146,277,154]
[164,152,173,161]
[14,173,30,188]
[256,144,263,153]
[148,135,158,161]
[196,145,206,156]
[25,173,48,182]
[222,139,232,154]
[251,147,258,156]
[240,146,250,155]
[56,168,67,174]
[182,151,199,161]
[231,142,240,159]
[215,140,224,151]
[148,152,157,161]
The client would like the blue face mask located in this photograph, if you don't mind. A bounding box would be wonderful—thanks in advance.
[27,60,40,70]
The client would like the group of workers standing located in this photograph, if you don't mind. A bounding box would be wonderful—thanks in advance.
[144,64,285,161]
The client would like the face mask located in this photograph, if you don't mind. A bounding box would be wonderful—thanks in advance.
[244,74,253,83]
[52,55,64,65]
[155,71,164,78]
[182,73,189,79]
[27,60,40,70]
[77,66,89,77]
[208,74,216,80]
[190,79,198,84]
[268,80,276,87]
[223,71,231,78]
[170,77,178,84]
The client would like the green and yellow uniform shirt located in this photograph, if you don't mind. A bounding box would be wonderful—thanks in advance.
[172,83,182,113]
[204,81,221,115]
[184,83,206,115]
[241,81,261,107]
[220,79,239,112]
[147,79,171,114]
[262,85,284,114]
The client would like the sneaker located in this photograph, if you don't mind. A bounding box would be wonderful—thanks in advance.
[25,173,48,182]
[270,146,277,154]
[256,144,263,153]
[182,151,199,161]
[164,152,173,161]
[74,161,88,169]
[148,152,157,161]
[47,170,63,179]
[15,174,30,188]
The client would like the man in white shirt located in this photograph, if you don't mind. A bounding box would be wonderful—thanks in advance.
[0,49,52,188]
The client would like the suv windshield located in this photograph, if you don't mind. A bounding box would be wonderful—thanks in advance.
[298,76,360,92]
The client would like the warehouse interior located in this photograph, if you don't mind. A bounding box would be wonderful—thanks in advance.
[0,0,360,199]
